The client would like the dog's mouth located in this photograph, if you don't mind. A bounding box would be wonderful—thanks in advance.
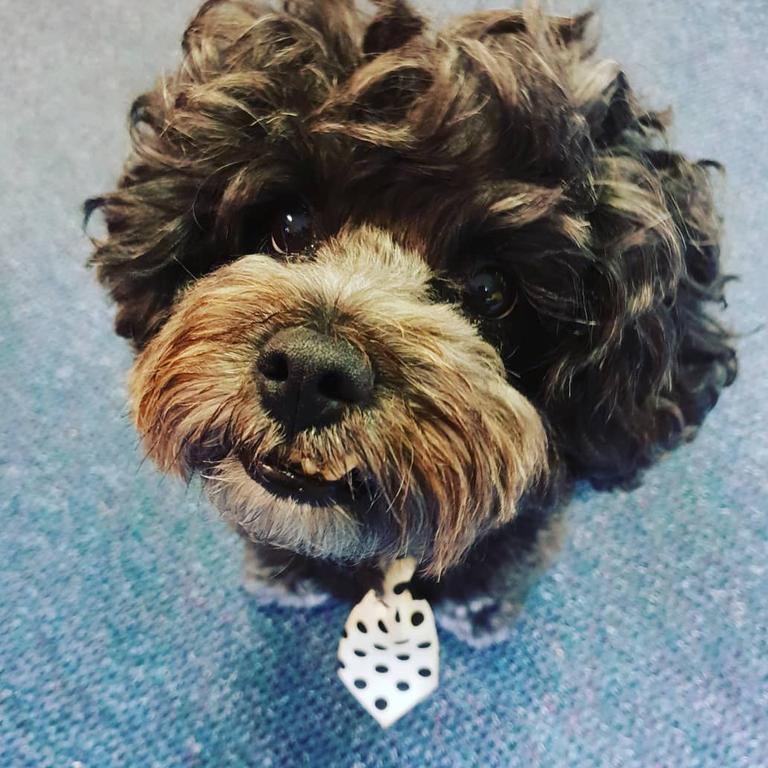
[238,449,377,507]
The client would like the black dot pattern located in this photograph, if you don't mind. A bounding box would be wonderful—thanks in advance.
[338,582,439,725]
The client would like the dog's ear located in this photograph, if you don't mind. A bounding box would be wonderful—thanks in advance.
[84,82,221,349]
[537,67,737,487]
[363,0,425,56]
[84,181,198,348]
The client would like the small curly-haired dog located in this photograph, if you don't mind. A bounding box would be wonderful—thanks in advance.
[87,0,736,643]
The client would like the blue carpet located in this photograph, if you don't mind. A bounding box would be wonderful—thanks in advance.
[1,1,766,766]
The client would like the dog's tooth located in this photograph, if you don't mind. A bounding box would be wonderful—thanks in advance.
[301,458,319,476]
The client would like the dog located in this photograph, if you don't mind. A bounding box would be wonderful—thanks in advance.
[86,0,736,644]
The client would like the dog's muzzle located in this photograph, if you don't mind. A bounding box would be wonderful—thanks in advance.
[128,226,549,573]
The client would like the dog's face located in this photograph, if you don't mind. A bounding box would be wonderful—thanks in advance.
[89,1,735,575]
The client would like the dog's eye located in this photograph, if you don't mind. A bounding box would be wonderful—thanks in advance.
[463,268,516,319]
[270,202,314,256]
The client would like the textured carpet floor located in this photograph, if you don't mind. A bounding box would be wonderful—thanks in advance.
[1,1,766,766]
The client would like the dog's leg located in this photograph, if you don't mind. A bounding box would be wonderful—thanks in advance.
[429,508,566,648]
[240,536,332,608]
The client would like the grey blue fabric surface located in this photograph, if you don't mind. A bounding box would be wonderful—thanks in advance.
[1,1,766,766]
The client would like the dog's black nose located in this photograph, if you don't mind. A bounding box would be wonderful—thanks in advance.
[256,327,374,434]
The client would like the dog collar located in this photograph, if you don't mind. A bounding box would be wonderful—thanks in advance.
[337,557,440,728]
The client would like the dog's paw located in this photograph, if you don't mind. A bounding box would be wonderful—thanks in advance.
[241,549,331,608]
[434,596,522,648]
[242,570,331,609]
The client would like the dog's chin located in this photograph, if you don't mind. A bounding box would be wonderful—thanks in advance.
[203,453,399,564]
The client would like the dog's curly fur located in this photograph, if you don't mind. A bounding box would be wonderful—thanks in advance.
[87,0,736,639]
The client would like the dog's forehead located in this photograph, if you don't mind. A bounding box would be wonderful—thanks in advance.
[313,171,486,266]
[229,26,582,262]
[267,125,571,270]
[233,87,576,268]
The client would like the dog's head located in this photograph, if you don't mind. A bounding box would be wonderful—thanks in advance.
[87,0,735,575]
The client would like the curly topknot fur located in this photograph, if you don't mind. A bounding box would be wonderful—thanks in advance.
[87,0,736,597]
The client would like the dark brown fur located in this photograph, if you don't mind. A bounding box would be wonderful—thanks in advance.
[87,0,736,626]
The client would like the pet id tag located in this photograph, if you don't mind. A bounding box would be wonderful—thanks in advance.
[337,557,439,728]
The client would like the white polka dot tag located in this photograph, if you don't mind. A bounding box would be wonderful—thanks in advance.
[337,557,439,728]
